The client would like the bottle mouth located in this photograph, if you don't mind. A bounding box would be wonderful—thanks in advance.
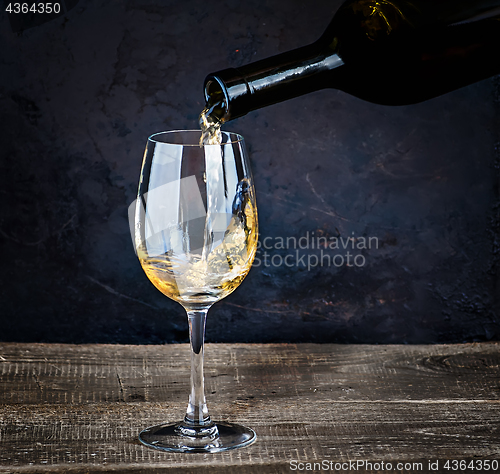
[204,76,230,123]
[203,69,250,123]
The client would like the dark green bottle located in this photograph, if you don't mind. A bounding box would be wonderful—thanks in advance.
[203,0,500,123]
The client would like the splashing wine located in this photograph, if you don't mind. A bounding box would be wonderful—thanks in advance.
[199,101,224,145]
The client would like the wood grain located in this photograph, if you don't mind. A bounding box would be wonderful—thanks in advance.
[0,343,499,472]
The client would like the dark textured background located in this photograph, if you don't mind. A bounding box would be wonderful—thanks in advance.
[1,0,499,344]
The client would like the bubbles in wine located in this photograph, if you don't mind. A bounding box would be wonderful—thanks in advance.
[139,208,256,305]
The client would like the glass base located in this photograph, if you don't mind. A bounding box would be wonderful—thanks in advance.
[138,421,256,453]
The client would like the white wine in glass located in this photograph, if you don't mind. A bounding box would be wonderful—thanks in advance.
[132,130,258,453]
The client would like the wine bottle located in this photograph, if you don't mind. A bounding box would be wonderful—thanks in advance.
[203,0,500,123]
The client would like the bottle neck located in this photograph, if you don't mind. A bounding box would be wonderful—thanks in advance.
[204,42,344,122]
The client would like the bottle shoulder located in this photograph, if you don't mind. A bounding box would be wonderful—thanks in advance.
[314,0,424,64]
[319,0,500,62]
[325,0,422,44]
[326,0,500,41]
[314,0,500,105]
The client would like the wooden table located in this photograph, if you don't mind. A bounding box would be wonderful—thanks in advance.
[0,343,499,473]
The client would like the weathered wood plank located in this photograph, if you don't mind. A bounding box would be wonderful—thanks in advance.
[1,343,499,404]
[0,343,499,472]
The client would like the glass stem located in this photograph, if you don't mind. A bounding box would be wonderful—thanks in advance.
[184,309,212,427]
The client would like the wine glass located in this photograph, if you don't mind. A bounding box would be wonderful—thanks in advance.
[131,130,258,453]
